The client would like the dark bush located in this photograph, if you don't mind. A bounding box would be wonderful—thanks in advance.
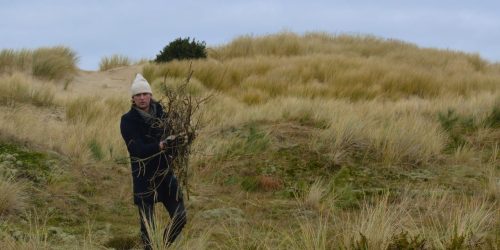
[155,37,207,63]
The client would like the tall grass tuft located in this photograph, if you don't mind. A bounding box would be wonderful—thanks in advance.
[0,74,30,106]
[99,54,131,71]
[31,46,78,80]
[0,48,32,74]
[0,73,55,107]
[419,193,496,248]
[65,96,104,124]
[283,215,330,250]
[0,47,77,80]
[0,177,25,217]
[341,194,413,249]
[301,179,327,211]
[0,210,49,250]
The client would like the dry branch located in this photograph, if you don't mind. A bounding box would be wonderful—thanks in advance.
[155,64,211,199]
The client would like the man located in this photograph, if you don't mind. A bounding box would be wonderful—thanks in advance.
[120,73,186,249]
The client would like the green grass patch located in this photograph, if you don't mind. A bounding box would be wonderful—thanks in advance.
[438,106,500,151]
[223,123,270,158]
[88,139,104,161]
[483,105,500,128]
[0,143,56,184]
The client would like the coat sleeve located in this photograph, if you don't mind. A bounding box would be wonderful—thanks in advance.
[120,116,160,159]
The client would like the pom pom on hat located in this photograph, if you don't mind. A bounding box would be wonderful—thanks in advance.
[130,73,152,96]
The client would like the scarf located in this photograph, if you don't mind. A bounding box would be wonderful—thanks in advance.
[134,103,157,125]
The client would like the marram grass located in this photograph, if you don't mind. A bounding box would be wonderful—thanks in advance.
[99,54,131,71]
[0,32,498,249]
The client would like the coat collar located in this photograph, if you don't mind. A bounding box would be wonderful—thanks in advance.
[127,101,163,122]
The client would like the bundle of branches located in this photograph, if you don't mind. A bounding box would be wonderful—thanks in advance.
[156,69,210,199]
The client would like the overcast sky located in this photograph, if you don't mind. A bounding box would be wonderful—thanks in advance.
[1,0,499,70]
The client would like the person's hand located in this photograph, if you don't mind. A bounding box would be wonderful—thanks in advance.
[162,134,187,148]
[159,141,166,150]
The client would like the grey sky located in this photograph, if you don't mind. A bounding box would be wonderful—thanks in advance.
[1,0,499,70]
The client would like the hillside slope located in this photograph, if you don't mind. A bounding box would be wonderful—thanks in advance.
[0,33,498,249]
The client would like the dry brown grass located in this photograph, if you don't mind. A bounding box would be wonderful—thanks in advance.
[145,33,500,102]
[301,179,327,211]
[0,47,77,81]
[32,46,78,80]
[99,54,131,71]
[0,177,25,217]
[0,73,56,107]
[0,32,498,249]
[340,194,415,249]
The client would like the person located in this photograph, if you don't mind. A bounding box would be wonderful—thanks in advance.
[120,73,187,249]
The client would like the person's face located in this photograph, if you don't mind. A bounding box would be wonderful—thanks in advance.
[132,93,152,111]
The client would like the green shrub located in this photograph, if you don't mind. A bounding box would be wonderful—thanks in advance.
[155,37,207,63]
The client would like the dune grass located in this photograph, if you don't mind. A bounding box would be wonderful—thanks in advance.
[0,177,25,217]
[0,32,498,249]
[32,46,78,80]
[0,49,32,74]
[0,46,77,81]
[99,54,132,71]
[145,32,500,102]
[0,73,56,107]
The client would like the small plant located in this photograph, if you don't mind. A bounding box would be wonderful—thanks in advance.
[445,228,467,250]
[387,231,426,250]
[350,233,369,250]
[241,176,259,192]
[0,177,25,216]
[88,139,104,161]
[302,179,326,210]
[155,37,207,63]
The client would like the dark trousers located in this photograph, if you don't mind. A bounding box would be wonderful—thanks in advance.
[138,198,186,249]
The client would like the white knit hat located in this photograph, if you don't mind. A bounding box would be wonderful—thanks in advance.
[130,73,152,96]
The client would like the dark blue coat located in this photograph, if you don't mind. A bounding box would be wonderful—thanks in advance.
[120,102,178,205]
